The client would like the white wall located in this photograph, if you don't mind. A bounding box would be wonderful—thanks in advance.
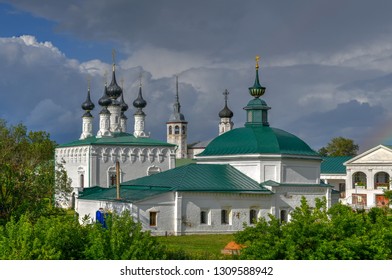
[55,145,176,190]
[76,186,331,235]
[76,192,176,235]
[197,155,320,184]
[281,158,320,184]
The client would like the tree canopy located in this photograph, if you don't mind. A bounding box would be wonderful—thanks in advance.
[0,120,70,225]
[0,211,166,260]
[235,198,392,260]
[318,136,359,157]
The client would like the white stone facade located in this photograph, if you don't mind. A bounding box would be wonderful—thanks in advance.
[55,145,176,190]
[197,155,321,185]
[77,184,329,236]
[343,145,392,208]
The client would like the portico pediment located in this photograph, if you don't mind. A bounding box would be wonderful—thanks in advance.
[345,145,392,165]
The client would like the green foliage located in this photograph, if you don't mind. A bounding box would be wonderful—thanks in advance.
[0,211,166,260]
[0,212,86,259]
[235,197,392,260]
[318,136,359,156]
[84,210,166,260]
[0,119,72,225]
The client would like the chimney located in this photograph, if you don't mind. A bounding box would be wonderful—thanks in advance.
[116,160,120,200]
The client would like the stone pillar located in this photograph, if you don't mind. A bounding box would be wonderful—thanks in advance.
[80,115,93,139]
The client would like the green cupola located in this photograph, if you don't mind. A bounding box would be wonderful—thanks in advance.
[244,56,270,127]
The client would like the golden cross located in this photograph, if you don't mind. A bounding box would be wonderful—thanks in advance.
[255,55,260,69]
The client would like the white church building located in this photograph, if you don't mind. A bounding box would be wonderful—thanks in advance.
[55,62,176,207]
[321,145,392,209]
[68,57,334,235]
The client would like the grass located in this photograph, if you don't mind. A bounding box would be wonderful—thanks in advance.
[156,234,236,260]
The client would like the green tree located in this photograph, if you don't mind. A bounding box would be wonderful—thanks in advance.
[318,136,359,156]
[0,211,167,260]
[0,213,86,260]
[235,198,392,260]
[0,120,68,224]
[84,210,166,260]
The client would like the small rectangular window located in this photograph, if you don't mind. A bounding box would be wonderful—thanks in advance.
[149,212,157,227]
[280,209,288,223]
[249,209,257,224]
[200,211,207,224]
[221,209,228,224]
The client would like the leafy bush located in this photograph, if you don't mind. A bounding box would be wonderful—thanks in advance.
[235,197,392,260]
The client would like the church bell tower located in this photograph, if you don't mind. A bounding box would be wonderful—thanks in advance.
[166,76,188,158]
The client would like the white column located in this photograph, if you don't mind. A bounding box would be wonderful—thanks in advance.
[120,117,127,133]
[80,116,93,139]
[108,104,121,133]
[134,114,148,137]
[97,113,111,137]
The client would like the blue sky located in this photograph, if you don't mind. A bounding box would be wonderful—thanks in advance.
[1,0,392,152]
[0,2,115,62]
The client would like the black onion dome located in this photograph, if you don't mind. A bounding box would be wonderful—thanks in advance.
[98,85,112,107]
[133,86,147,109]
[106,66,123,99]
[120,92,128,112]
[81,88,95,111]
[219,104,233,118]
[219,89,233,118]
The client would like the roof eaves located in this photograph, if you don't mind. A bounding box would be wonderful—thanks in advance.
[261,180,333,188]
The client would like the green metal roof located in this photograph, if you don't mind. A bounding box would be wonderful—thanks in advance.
[198,125,319,157]
[245,98,268,107]
[58,132,175,148]
[78,164,272,203]
[122,163,272,193]
[78,185,172,203]
[320,156,352,174]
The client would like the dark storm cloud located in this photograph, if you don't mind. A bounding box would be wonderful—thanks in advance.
[5,0,392,61]
[2,1,392,150]
[287,100,387,151]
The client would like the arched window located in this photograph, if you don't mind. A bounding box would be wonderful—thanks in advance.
[182,125,186,134]
[168,126,172,135]
[353,172,367,189]
[71,193,76,210]
[174,125,180,134]
[375,172,390,190]
[108,166,120,187]
[110,173,116,186]
[77,167,85,188]
[80,174,84,188]
[147,166,161,176]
